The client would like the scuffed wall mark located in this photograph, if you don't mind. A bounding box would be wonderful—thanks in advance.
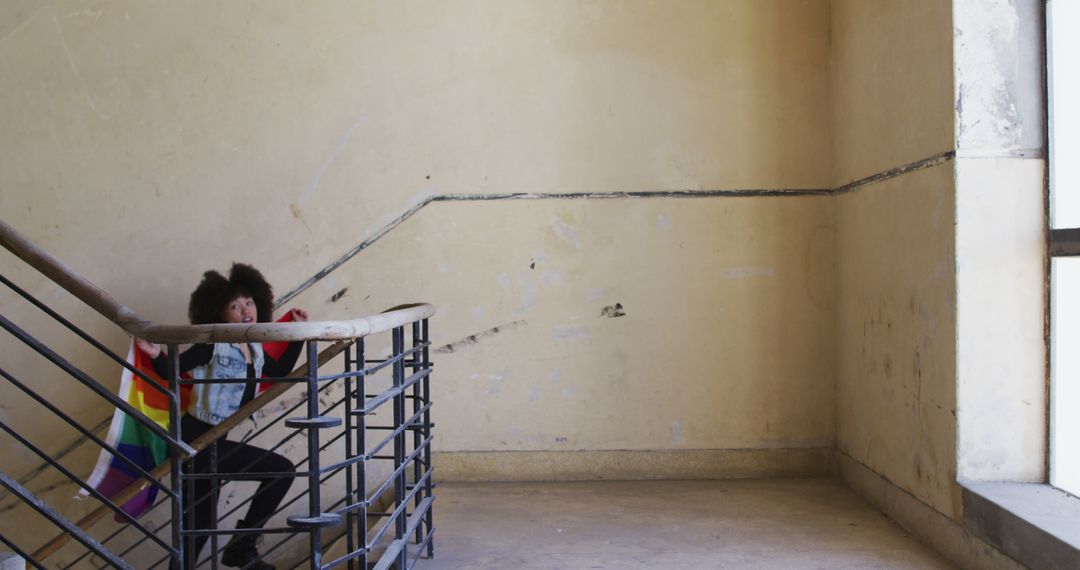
[548,369,562,384]
[587,288,605,301]
[550,217,582,250]
[670,420,686,445]
[600,302,626,318]
[328,288,348,303]
[527,386,541,405]
[561,385,577,399]
[435,320,526,354]
[723,267,775,279]
[833,151,955,194]
[299,116,368,205]
[290,204,313,232]
[530,258,536,270]
[497,273,511,290]
[555,437,568,443]
[53,17,111,120]
[552,325,590,340]
[656,213,672,230]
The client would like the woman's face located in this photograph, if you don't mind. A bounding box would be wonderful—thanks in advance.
[222,295,257,324]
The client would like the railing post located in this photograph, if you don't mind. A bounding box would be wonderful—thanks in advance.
[167,343,185,570]
[305,339,324,568]
[410,321,424,548]
[421,318,435,558]
[392,326,407,569]
[343,342,357,570]
[355,338,368,569]
[284,340,343,568]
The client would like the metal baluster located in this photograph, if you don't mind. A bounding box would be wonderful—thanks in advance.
[343,343,356,570]
[392,326,407,569]
[356,338,368,569]
[168,344,186,570]
[306,340,323,568]
[421,318,435,558]
[410,321,423,548]
[209,441,219,570]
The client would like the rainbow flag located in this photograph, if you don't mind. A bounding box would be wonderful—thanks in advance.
[84,313,295,519]
[83,341,191,519]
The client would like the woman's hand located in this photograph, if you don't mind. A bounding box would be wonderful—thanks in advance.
[135,338,162,359]
[288,308,309,322]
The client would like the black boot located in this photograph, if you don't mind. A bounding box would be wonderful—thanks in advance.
[220,520,275,570]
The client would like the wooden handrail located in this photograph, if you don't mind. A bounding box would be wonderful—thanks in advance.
[0,218,435,342]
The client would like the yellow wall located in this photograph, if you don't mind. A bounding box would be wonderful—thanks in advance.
[0,1,835,560]
[830,0,960,517]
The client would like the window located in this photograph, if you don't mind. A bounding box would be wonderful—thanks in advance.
[1048,0,1080,496]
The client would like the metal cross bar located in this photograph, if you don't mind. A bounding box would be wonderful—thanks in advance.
[0,273,176,400]
[0,471,134,570]
[0,315,194,456]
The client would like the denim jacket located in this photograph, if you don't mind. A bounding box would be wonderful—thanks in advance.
[188,343,265,425]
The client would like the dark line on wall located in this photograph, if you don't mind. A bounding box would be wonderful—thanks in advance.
[833,151,956,195]
[276,150,956,307]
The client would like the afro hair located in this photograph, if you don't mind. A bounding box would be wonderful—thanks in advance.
[187,263,274,325]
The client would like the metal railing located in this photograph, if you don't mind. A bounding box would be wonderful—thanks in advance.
[0,219,436,569]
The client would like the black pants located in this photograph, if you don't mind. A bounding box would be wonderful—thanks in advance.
[181,415,295,563]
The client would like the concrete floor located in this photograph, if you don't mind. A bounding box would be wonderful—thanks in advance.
[410,478,956,569]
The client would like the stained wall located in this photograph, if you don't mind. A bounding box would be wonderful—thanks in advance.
[830,0,960,517]
[0,1,836,560]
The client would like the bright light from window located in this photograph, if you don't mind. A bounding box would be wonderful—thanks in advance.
[1049,0,1080,497]
[1052,260,1080,496]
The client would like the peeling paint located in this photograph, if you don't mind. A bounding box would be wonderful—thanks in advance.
[600,302,626,318]
[550,216,582,249]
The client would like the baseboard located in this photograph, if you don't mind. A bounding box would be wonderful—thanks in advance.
[433,447,833,482]
[836,452,1026,570]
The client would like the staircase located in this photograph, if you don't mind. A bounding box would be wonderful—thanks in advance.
[0,219,436,569]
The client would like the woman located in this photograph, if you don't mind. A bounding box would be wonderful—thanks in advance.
[137,263,307,570]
